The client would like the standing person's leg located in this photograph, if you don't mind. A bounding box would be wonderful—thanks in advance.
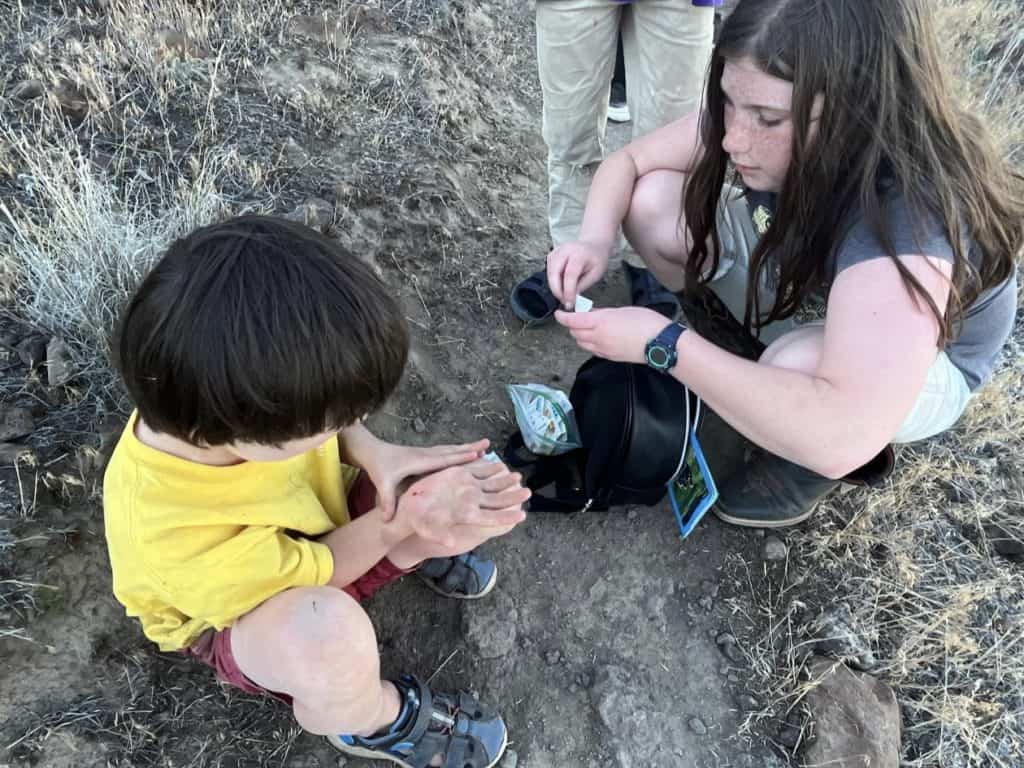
[623,0,713,142]
[608,31,630,124]
[537,0,620,249]
[510,0,619,325]
[615,0,715,311]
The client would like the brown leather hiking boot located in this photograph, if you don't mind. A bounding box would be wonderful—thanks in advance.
[715,446,896,528]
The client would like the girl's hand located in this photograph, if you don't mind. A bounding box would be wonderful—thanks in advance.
[547,240,612,309]
[555,307,670,364]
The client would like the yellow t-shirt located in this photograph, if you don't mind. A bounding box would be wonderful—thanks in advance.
[103,413,360,651]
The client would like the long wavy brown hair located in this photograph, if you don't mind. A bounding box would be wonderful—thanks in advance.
[682,0,1024,343]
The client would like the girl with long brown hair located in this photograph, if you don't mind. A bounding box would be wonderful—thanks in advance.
[548,0,1023,527]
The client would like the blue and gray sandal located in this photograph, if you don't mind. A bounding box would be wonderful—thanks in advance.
[416,552,497,600]
[329,675,508,768]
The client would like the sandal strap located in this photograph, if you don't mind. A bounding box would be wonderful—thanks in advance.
[423,555,481,595]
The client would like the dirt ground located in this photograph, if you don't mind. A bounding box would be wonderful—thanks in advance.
[1,1,1022,767]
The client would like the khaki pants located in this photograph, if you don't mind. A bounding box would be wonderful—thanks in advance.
[537,0,715,262]
[712,186,973,443]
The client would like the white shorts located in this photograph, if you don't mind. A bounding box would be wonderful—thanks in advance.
[710,186,972,444]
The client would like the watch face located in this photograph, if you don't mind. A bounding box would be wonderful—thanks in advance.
[646,345,671,369]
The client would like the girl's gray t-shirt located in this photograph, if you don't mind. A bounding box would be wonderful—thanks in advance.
[835,195,1017,391]
[747,189,1016,392]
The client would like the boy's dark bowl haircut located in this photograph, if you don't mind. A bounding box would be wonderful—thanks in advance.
[115,215,409,446]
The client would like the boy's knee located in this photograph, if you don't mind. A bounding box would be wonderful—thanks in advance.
[281,586,376,664]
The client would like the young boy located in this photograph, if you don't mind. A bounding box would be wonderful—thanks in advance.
[103,215,529,768]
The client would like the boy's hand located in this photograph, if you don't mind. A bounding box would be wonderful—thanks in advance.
[396,459,530,548]
[358,436,490,521]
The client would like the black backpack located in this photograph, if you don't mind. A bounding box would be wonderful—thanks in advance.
[506,357,700,513]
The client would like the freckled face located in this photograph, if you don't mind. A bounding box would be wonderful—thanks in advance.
[720,58,819,193]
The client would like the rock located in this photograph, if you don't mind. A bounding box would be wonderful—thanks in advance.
[288,13,350,48]
[286,197,334,233]
[715,632,743,663]
[413,417,427,434]
[985,519,1024,562]
[698,595,714,611]
[0,407,34,441]
[591,664,688,768]
[501,749,518,768]
[778,709,805,749]
[0,442,37,464]
[346,4,394,35]
[159,29,208,59]
[281,137,310,166]
[801,657,900,768]
[762,536,788,561]
[688,717,707,735]
[12,79,44,101]
[700,579,720,598]
[736,693,760,711]
[53,78,89,123]
[462,590,517,659]
[335,758,348,768]
[46,337,73,386]
[811,604,877,671]
[16,335,47,369]
[544,649,562,665]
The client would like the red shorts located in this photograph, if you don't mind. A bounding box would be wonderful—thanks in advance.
[186,471,408,699]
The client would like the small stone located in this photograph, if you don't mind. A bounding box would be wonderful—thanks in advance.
[413,417,427,433]
[336,757,348,767]
[157,29,207,59]
[16,335,47,369]
[544,649,562,665]
[762,536,788,562]
[811,604,877,671]
[715,633,743,663]
[985,520,1024,562]
[700,579,720,598]
[12,79,44,101]
[627,508,639,521]
[501,749,518,768]
[698,595,714,611]
[0,442,36,464]
[727,672,741,683]
[46,337,73,386]
[53,78,89,122]
[736,693,760,711]
[754,528,766,538]
[282,137,310,166]
[462,590,517,659]
[719,664,730,675]
[286,197,334,233]
[688,717,707,735]
[0,407,34,441]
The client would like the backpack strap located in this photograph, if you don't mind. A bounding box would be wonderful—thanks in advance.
[503,433,592,514]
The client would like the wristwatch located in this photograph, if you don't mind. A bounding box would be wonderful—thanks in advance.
[644,321,688,373]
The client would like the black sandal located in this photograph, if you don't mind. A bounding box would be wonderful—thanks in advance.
[623,263,679,318]
[510,269,560,325]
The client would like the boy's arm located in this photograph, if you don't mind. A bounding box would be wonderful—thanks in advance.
[337,422,488,520]
[317,506,413,589]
